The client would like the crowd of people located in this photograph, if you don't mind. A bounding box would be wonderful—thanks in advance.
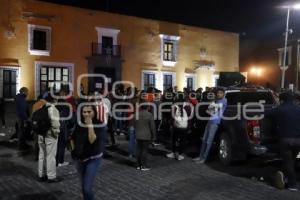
[1,84,300,199]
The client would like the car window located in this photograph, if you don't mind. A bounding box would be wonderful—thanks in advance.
[225,92,274,105]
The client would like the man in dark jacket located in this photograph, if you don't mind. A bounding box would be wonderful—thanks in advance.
[16,87,30,150]
[266,91,300,191]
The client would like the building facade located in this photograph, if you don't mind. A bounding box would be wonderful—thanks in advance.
[0,0,239,100]
[277,39,300,91]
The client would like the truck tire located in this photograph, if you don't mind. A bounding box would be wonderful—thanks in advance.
[218,132,233,165]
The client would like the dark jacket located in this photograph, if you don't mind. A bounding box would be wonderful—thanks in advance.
[71,124,107,161]
[266,102,300,138]
[134,110,156,141]
[16,93,30,120]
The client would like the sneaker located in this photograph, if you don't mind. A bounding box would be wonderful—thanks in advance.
[136,166,141,170]
[287,186,298,192]
[9,135,18,143]
[192,157,201,162]
[274,171,285,190]
[47,177,63,183]
[152,142,160,146]
[128,154,135,158]
[166,152,175,159]
[177,155,185,161]
[58,162,69,167]
[37,176,48,182]
[194,158,205,164]
[141,166,151,171]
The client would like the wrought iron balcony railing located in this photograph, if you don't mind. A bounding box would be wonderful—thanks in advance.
[91,43,121,56]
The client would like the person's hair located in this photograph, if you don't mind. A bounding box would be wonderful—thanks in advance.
[80,104,99,124]
[19,87,28,94]
[175,92,185,103]
[216,87,225,93]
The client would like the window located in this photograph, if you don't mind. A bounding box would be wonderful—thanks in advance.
[185,74,196,90]
[163,74,173,91]
[101,36,113,55]
[28,24,51,56]
[187,77,193,90]
[163,42,174,61]
[278,47,292,67]
[3,70,17,98]
[40,66,69,95]
[143,73,155,91]
[160,34,180,66]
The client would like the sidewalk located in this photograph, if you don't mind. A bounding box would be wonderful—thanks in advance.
[0,102,299,199]
[0,131,299,200]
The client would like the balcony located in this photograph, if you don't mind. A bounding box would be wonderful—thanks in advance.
[91,43,121,57]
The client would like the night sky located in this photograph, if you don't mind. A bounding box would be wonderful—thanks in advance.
[39,0,300,40]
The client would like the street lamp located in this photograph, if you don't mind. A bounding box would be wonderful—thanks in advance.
[250,66,263,84]
[281,3,300,89]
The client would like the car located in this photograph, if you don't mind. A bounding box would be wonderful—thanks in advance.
[215,88,279,165]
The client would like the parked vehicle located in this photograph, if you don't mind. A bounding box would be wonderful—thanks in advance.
[216,88,279,165]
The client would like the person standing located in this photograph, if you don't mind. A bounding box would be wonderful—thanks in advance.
[16,87,31,150]
[134,104,156,170]
[55,90,71,167]
[37,95,61,183]
[127,87,138,157]
[193,87,227,163]
[166,92,190,161]
[95,91,110,157]
[266,91,300,191]
[71,105,107,200]
[32,95,47,161]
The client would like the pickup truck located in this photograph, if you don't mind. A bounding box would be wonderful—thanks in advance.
[215,88,279,165]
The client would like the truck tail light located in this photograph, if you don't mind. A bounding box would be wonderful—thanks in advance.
[247,120,261,144]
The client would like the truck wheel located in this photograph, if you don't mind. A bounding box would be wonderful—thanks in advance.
[218,133,233,165]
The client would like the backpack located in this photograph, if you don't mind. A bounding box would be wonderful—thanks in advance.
[32,105,51,136]
[173,105,188,129]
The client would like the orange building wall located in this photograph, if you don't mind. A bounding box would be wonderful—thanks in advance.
[0,0,239,99]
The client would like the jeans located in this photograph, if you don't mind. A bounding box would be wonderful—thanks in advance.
[56,121,68,164]
[17,118,27,149]
[279,138,300,187]
[107,117,116,145]
[128,126,136,156]
[172,128,187,155]
[114,112,123,132]
[76,158,102,200]
[199,123,219,161]
[136,140,150,167]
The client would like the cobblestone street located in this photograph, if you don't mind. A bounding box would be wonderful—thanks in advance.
[0,127,299,200]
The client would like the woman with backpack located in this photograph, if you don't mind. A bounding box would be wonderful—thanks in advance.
[70,104,107,200]
[166,92,190,161]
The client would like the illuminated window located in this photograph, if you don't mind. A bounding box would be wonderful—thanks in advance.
[163,42,175,61]
[40,66,69,95]
[28,24,51,56]
[160,34,180,66]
